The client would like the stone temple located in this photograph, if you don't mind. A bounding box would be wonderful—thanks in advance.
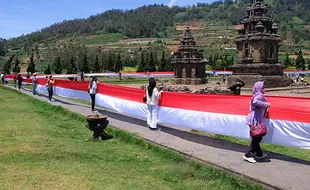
[228,0,292,88]
[171,27,207,85]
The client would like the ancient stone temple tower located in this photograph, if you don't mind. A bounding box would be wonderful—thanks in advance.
[228,0,292,88]
[171,27,207,85]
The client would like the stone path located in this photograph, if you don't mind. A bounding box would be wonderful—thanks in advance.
[6,85,310,190]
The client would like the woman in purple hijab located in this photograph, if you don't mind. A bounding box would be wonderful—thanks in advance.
[243,81,271,163]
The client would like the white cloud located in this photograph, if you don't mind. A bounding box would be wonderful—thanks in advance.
[168,0,177,7]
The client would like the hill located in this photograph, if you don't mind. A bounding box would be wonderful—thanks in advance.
[1,0,310,73]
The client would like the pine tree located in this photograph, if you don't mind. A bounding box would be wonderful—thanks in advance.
[93,54,101,72]
[53,56,62,74]
[145,52,150,71]
[137,51,146,72]
[27,52,36,74]
[67,56,77,74]
[3,55,14,74]
[295,49,305,70]
[44,64,51,74]
[81,53,90,73]
[166,56,173,71]
[13,57,21,73]
[114,53,123,72]
[158,50,166,71]
[0,39,5,56]
[107,52,114,72]
[148,51,156,72]
[283,53,291,68]
[100,52,108,71]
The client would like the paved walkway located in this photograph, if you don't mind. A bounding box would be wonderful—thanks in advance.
[6,85,310,190]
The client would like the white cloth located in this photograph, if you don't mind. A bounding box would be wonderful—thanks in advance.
[146,87,160,105]
[147,104,158,129]
[88,81,97,94]
[0,74,3,79]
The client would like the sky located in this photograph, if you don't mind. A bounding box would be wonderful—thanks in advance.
[0,0,217,39]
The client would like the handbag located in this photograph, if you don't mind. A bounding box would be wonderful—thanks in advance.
[250,122,267,137]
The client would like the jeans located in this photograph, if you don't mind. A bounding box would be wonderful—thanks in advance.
[90,94,96,111]
[245,137,263,157]
[147,105,158,129]
[48,88,53,101]
[33,84,37,95]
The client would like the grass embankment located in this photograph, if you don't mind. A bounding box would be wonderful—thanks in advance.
[0,86,261,190]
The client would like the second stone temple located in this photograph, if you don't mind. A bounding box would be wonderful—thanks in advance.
[171,27,207,85]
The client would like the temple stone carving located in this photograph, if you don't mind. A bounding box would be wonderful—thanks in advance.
[228,0,292,88]
[171,27,207,85]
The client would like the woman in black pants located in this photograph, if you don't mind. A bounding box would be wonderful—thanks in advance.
[17,74,23,90]
[88,76,98,111]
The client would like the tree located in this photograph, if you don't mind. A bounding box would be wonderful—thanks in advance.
[148,51,157,72]
[283,53,291,68]
[12,57,21,73]
[137,51,146,72]
[0,39,5,56]
[27,53,36,74]
[93,54,101,72]
[44,64,51,74]
[80,53,90,73]
[3,55,14,74]
[67,56,77,74]
[158,50,166,71]
[295,49,306,70]
[114,53,123,72]
[107,52,114,72]
[53,56,62,74]
[100,52,108,71]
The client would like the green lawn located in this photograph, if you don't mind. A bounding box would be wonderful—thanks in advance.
[0,86,261,190]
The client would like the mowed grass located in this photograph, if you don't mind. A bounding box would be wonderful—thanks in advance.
[0,86,261,190]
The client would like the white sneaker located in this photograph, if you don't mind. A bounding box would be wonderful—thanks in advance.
[256,154,267,160]
[48,100,51,103]
[243,155,256,163]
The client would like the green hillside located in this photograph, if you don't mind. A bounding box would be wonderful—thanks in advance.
[1,0,310,73]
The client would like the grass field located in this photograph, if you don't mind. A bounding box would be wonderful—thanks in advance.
[0,86,261,189]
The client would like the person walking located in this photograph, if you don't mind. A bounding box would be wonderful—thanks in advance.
[243,81,271,163]
[88,76,98,111]
[17,74,23,90]
[32,73,38,95]
[47,75,55,102]
[81,72,84,81]
[145,77,162,130]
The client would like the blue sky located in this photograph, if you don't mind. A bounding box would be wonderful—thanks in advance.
[0,0,216,39]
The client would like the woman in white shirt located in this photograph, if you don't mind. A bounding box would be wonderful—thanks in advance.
[88,76,98,111]
[146,77,162,130]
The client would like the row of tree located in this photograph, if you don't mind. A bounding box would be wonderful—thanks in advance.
[41,48,174,74]
[283,49,310,70]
